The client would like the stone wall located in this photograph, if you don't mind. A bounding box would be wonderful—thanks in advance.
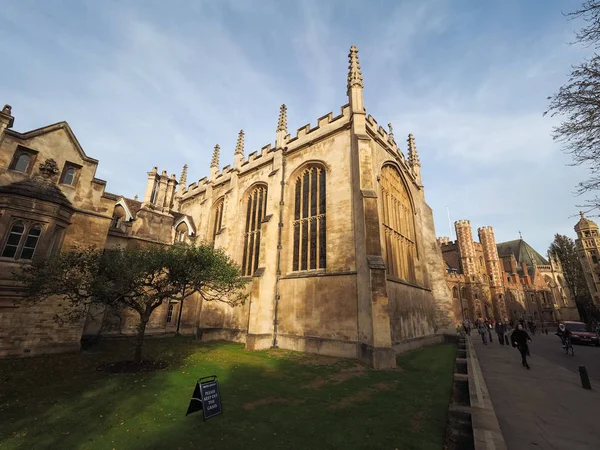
[0,297,84,357]
[0,116,114,357]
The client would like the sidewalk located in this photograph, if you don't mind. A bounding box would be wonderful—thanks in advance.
[473,337,600,450]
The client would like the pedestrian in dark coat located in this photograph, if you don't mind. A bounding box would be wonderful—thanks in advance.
[478,322,488,345]
[495,322,505,345]
[511,324,532,369]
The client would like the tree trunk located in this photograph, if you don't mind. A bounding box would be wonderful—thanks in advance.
[134,317,149,365]
[175,288,186,336]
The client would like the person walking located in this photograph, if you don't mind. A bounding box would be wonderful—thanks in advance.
[463,319,471,336]
[511,324,532,369]
[478,321,488,345]
[504,321,511,347]
[487,320,493,343]
[495,321,505,345]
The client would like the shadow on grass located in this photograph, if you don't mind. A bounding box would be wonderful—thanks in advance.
[0,337,198,450]
[0,340,456,450]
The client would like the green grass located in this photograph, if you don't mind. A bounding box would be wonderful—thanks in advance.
[0,338,456,450]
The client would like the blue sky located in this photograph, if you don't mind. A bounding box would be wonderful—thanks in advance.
[0,0,593,254]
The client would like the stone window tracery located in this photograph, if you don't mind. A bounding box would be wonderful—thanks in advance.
[242,185,267,276]
[379,165,417,282]
[20,225,41,260]
[1,220,42,260]
[292,165,326,271]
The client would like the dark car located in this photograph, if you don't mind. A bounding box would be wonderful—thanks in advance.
[563,321,600,346]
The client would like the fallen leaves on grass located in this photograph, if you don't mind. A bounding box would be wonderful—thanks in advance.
[302,364,367,389]
[243,397,305,411]
[327,381,398,410]
[410,411,424,432]
[328,391,372,410]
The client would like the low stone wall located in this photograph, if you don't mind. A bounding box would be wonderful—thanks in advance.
[199,327,248,343]
[276,333,358,359]
[445,335,507,450]
[0,298,85,358]
[392,334,444,354]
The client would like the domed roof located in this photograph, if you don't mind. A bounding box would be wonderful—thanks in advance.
[575,211,598,232]
[0,177,73,208]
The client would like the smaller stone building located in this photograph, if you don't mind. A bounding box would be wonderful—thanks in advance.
[0,105,116,357]
[438,220,580,325]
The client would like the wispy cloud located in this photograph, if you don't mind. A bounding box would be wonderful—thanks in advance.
[0,0,593,253]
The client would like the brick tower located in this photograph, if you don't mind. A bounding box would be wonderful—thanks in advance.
[478,226,507,320]
[455,220,476,277]
[455,220,479,318]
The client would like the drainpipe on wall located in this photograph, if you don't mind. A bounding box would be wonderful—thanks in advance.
[272,154,286,348]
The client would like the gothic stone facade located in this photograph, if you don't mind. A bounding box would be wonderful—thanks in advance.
[0,47,454,368]
[438,220,580,325]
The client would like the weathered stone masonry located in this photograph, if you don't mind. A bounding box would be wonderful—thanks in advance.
[0,47,455,367]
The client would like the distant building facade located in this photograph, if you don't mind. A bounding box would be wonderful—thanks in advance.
[438,220,580,325]
[0,47,455,367]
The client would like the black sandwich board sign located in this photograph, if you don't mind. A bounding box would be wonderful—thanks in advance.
[186,375,222,420]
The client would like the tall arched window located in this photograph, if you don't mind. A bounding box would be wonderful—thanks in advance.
[2,221,26,258]
[241,185,267,276]
[212,199,224,243]
[292,165,326,271]
[452,287,458,298]
[379,165,417,282]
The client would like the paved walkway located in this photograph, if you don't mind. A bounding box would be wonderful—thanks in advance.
[473,336,600,450]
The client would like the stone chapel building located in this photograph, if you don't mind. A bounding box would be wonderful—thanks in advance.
[438,220,580,325]
[0,46,455,368]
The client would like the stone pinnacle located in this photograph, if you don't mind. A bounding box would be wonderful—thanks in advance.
[210,145,220,168]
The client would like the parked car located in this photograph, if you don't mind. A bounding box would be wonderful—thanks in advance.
[563,321,600,346]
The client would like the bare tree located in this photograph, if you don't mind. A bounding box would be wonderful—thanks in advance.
[545,1,600,209]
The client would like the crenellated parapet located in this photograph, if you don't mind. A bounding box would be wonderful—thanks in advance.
[438,238,459,247]
[285,104,351,151]
[446,272,466,282]
[365,114,405,159]
[173,101,356,203]
[437,236,451,246]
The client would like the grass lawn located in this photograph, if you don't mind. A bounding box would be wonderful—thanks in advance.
[0,338,456,450]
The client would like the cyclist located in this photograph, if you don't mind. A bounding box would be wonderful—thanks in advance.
[555,323,571,348]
